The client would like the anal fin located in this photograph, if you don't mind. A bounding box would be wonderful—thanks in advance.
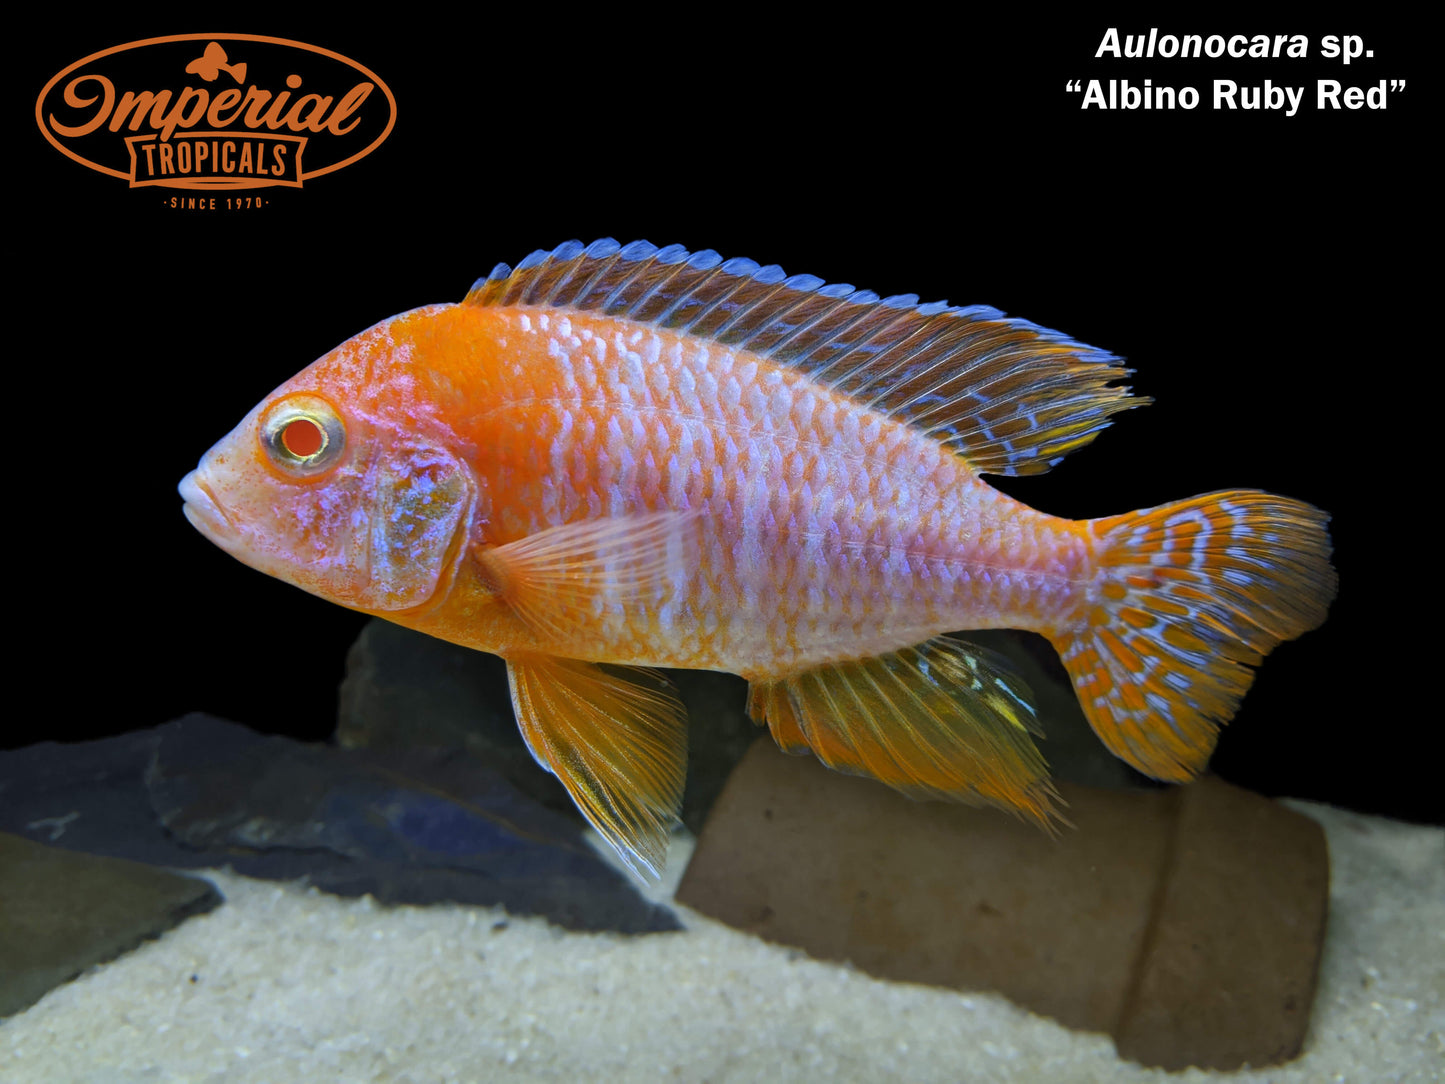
[747,637,1062,829]
[507,653,687,879]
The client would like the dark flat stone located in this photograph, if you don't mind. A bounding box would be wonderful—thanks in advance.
[0,728,190,868]
[336,618,571,815]
[0,832,221,1017]
[0,715,678,934]
[677,739,1327,1072]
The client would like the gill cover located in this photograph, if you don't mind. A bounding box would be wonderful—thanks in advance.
[354,438,473,611]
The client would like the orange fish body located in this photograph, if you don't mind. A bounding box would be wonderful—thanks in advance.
[181,240,1336,877]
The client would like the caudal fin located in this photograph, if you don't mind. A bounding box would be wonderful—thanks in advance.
[1051,490,1336,782]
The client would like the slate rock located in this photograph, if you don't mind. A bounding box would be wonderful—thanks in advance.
[678,739,1328,1072]
[0,832,221,1017]
[0,715,678,934]
[0,728,195,868]
[336,618,568,813]
[337,618,757,832]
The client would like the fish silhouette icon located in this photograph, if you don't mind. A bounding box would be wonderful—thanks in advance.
[185,42,246,84]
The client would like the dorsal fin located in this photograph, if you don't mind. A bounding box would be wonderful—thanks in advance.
[465,239,1146,476]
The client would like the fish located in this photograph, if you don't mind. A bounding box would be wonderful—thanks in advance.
[179,238,1337,879]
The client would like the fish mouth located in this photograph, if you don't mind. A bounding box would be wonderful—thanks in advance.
[179,470,237,542]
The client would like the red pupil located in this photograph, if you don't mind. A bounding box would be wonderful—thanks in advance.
[281,418,324,457]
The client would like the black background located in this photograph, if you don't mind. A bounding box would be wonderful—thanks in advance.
[18,16,1432,824]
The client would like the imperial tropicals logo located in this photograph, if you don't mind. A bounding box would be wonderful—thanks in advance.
[37,34,396,190]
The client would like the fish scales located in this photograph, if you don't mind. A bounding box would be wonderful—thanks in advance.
[179,238,1336,878]
[407,302,1092,679]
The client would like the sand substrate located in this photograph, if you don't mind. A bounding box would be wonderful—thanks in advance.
[3,800,1440,1083]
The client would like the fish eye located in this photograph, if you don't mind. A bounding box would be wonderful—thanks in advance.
[261,395,346,477]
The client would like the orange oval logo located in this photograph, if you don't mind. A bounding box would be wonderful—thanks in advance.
[36,34,397,190]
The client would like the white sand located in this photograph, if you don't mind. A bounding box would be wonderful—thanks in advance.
[3,801,1441,1083]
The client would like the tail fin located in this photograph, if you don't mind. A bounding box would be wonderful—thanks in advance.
[1051,490,1336,782]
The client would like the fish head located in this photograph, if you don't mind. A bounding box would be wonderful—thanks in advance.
[179,304,477,615]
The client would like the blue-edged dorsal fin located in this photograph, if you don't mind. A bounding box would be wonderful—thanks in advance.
[465,239,1147,476]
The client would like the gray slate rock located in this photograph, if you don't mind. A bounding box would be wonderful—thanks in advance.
[0,715,678,935]
[337,619,574,816]
[0,832,221,1017]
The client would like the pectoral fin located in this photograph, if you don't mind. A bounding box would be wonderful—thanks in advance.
[747,636,1063,829]
[506,653,688,879]
[474,511,697,641]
